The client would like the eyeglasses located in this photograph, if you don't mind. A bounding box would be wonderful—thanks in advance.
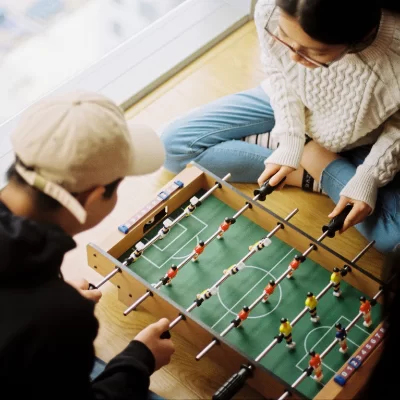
[264,7,348,68]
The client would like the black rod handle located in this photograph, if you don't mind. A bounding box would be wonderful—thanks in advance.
[212,364,253,400]
[254,177,286,201]
[160,330,171,339]
[88,283,97,290]
[322,204,353,238]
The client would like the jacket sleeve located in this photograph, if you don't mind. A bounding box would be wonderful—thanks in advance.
[43,289,155,400]
[254,0,306,169]
[91,340,155,400]
[340,110,400,211]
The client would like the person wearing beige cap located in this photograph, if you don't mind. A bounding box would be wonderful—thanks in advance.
[0,91,174,399]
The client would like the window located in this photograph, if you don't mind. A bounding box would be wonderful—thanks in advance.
[0,0,255,188]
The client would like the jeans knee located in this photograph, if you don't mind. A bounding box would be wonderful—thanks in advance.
[359,222,400,254]
[373,235,400,254]
[160,121,195,173]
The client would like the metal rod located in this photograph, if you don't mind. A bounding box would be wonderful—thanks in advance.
[177,251,196,271]
[94,267,121,289]
[168,211,187,229]
[205,231,221,245]
[210,275,230,292]
[232,203,251,219]
[317,230,330,242]
[249,293,267,311]
[142,234,161,252]
[275,267,291,286]
[196,340,219,360]
[255,339,279,362]
[198,173,231,203]
[352,240,375,264]
[123,291,152,315]
[168,302,198,330]
[302,244,316,258]
[154,281,163,289]
[169,315,184,329]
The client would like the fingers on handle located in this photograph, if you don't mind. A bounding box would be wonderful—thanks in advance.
[258,164,279,186]
[329,197,348,218]
[342,206,370,232]
[156,318,171,332]
[341,207,360,232]
[85,289,102,303]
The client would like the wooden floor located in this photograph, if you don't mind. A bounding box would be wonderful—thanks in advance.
[61,21,385,399]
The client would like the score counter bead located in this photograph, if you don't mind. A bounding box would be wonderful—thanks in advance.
[334,326,386,386]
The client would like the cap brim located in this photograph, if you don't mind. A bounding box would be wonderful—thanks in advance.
[127,122,165,175]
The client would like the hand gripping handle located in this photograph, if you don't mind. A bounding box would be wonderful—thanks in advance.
[322,204,353,238]
[160,331,171,339]
[253,177,286,201]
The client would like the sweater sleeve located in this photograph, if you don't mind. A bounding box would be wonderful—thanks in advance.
[254,0,306,169]
[340,110,400,211]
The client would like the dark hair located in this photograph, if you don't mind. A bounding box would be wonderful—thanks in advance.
[276,0,400,46]
[6,161,121,212]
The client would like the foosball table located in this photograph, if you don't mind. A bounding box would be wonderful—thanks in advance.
[86,162,385,400]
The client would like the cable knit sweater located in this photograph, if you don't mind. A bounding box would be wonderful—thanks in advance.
[254,0,400,210]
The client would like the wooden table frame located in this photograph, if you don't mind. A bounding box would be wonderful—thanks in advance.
[86,162,383,399]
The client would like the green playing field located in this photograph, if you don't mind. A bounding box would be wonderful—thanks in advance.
[119,190,381,399]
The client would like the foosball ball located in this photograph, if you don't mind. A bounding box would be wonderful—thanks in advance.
[86,162,385,400]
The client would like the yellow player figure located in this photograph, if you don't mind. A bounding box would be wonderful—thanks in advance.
[330,267,342,297]
[279,318,296,349]
[305,292,320,323]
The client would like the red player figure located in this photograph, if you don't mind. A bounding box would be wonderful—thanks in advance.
[309,350,323,382]
[165,265,178,285]
[359,296,372,327]
[262,280,276,303]
[287,255,305,279]
[192,240,205,262]
[335,323,348,353]
[235,306,250,328]
[217,217,235,239]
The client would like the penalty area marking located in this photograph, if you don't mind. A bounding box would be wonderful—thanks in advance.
[141,211,208,269]
[296,315,365,380]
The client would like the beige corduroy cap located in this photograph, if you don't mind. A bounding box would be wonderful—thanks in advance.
[11,90,165,224]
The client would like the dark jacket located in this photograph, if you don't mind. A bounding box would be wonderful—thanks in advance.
[0,201,155,399]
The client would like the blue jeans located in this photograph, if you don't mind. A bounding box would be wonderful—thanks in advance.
[91,357,164,400]
[160,86,400,253]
